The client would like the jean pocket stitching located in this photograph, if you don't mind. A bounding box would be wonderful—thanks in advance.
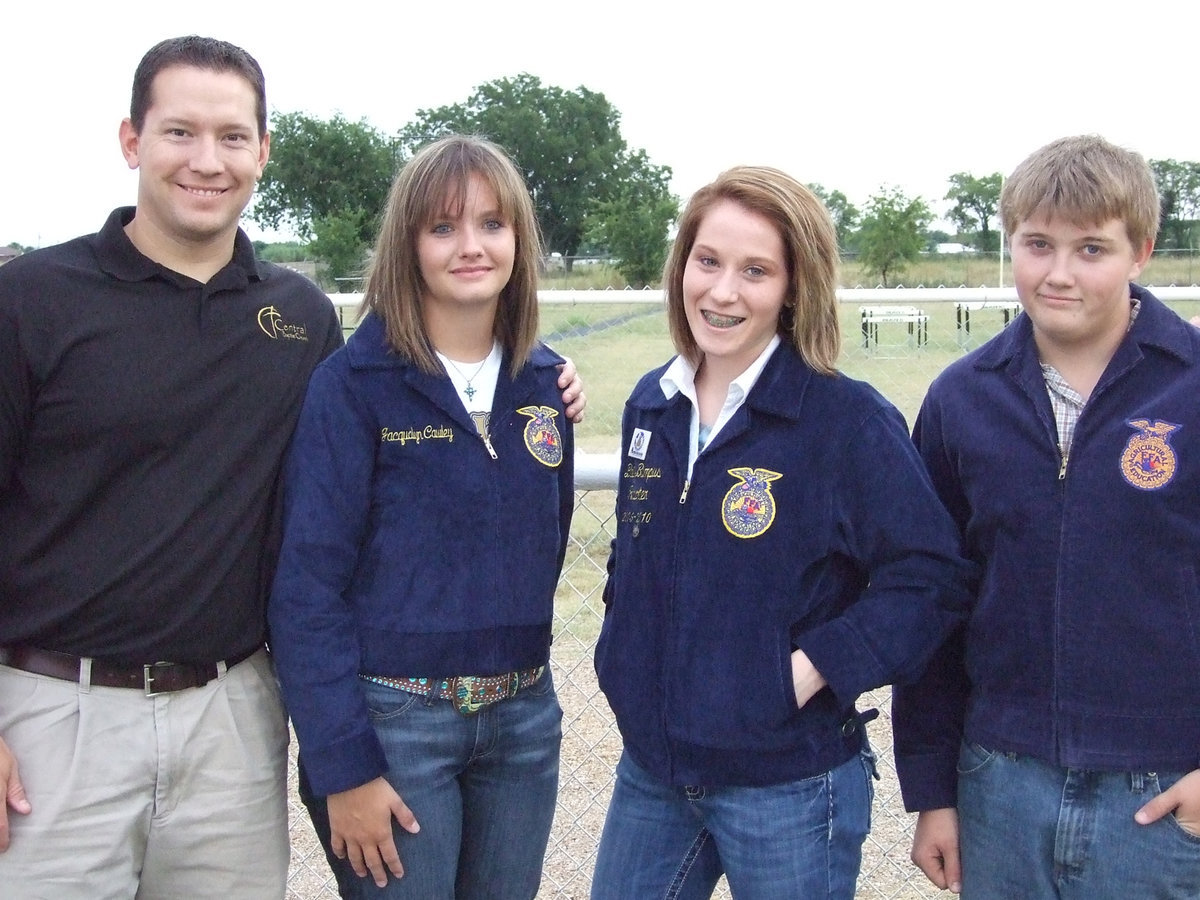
[365,689,423,721]
[956,741,997,776]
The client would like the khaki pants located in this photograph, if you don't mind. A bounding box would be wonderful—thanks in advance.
[0,649,289,899]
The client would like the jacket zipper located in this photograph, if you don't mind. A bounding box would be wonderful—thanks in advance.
[1057,443,1068,480]
[482,435,498,460]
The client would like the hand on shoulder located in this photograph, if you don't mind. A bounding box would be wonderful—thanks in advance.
[557,355,586,423]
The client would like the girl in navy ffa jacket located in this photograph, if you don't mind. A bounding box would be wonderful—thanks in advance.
[591,167,973,900]
[269,136,575,899]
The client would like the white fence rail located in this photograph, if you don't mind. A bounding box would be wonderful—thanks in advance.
[326,285,1200,310]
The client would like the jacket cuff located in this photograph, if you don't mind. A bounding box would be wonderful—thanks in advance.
[895,749,959,813]
[794,618,881,707]
[300,730,390,798]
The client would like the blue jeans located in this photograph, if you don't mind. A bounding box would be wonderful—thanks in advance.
[957,741,1200,899]
[591,747,876,900]
[306,670,562,900]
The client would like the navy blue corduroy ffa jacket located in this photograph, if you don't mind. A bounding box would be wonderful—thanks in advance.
[894,285,1200,812]
[596,342,974,788]
[269,312,574,796]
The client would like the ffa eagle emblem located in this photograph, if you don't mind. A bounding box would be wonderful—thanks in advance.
[721,467,782,539]
[518,406,563,467]
[1120,419,1179,491]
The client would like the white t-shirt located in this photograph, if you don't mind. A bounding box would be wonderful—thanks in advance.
[437,340,502,437]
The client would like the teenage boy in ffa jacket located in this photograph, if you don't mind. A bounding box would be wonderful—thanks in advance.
[893,135,1200,899]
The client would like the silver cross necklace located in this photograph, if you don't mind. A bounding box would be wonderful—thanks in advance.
[443,356,489,401]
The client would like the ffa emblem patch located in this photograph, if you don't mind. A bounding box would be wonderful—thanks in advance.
[518,406,563,467]
[721,467,782,539]
[1120,419,1179,491]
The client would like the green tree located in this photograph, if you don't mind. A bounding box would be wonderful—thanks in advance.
[925,229,952,250]
[250,111,398,274]
[808,184,860,253]
[586,151,678,286]
[1150,159,1200,249]
[311,209,374,288]
[945,172,1002,252]
[857,187,933,287]
[398,73,668,269]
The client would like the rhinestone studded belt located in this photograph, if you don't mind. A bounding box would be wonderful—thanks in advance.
[362,666,545,716]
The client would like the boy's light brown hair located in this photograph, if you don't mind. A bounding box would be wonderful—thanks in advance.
[663,166,841,375]
[1000,135,1160,250]
[361,135,544,376]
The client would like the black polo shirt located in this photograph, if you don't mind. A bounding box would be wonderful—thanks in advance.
[0,208,343,663]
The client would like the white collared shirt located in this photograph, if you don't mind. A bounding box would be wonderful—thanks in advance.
[659,334,782,477]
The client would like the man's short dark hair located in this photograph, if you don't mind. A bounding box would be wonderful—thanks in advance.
[130,36,267,138]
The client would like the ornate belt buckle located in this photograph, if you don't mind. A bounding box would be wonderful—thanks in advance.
[454,675,486,716]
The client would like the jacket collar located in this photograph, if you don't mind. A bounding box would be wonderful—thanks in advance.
[972,284,1195,379]
[629,342,818,424]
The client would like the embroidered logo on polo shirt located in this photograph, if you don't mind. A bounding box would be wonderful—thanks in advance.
[257,306,309,341]
[721,467,782,538]
[1120,419,1179,491]
[518,406,563,467]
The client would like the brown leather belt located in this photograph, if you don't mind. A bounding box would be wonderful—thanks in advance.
[0,645,260,695]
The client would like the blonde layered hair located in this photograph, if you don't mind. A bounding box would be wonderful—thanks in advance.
[361,135,544,375]
[1000,135,1160,249]
[664,166,841,375]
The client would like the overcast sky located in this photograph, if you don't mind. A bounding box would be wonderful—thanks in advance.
[5,1,1195,248]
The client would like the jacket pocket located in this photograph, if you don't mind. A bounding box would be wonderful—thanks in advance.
[667,621,800,750]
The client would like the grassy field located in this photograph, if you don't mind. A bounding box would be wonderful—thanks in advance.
[546,299,951,449]
[540,249,1200,447]
[540,293,1200,450]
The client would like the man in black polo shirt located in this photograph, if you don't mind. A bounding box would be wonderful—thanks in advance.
[0,36,339,897]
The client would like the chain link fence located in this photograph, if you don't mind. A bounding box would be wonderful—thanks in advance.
[288,283,1200,898]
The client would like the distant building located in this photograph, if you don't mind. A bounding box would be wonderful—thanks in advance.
[935,242,972,255]
[0,246,21,266]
